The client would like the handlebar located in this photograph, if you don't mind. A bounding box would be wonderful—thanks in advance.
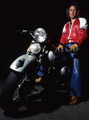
[16,30,34,33]
[16,30,35,38]
[54,43,79,54]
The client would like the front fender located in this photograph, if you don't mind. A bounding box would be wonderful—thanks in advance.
[10,54,36,72]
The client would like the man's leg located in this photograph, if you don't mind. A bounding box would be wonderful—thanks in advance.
[35,65,44,83]
[70,57,82,105]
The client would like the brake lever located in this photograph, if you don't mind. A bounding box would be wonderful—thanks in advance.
[16,30,27,34]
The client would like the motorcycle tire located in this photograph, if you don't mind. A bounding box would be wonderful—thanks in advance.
[0,71,27,113]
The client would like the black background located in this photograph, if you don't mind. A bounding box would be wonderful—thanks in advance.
[0,1,89,119]
[0,0,89,79]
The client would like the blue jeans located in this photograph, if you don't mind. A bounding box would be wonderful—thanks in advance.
[66,43,82,97]
[37,65,44,77]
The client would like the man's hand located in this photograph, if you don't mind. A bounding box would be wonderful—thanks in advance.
[57,45,64,52]
[70,44,79,53]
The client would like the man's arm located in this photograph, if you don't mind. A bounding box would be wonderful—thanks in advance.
[77,18,88,46]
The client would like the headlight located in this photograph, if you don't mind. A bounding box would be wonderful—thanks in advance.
[28,43,41,54]
[34,28,47,43]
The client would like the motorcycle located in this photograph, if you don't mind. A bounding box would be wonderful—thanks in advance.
[0,28,72,113]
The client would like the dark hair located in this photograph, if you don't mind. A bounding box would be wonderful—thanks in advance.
[66,2,80,19]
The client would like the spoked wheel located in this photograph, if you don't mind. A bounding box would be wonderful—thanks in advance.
[0,71,30,113]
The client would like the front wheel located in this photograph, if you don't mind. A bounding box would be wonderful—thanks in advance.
[0,71,29,112]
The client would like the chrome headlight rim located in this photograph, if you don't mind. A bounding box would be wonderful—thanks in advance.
[34,28,47,43]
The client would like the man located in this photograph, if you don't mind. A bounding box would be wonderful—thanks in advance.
[57,2,88,105]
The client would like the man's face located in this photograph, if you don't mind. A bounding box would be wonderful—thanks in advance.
[69,6,77,19]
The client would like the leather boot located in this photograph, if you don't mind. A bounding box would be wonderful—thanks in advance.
[35,76,42,83]
[69,96,79,105]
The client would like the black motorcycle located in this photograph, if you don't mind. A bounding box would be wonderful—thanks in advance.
[0,28,73,113]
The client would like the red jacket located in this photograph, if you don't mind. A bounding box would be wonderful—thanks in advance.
[59,18,88,46]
